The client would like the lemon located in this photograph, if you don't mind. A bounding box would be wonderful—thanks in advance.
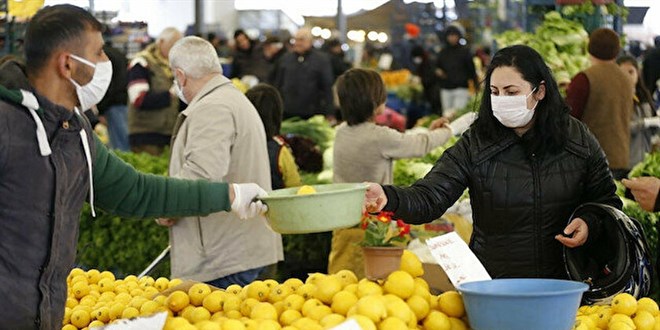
[66,297,78,309]
[89,320,105,328]
[610,313,636,328]
[639,297,660,316]
[188,283,212,306]
[344,283,358,295]
[612,293,638,316]
[314,275,342,304]
[356,295,387,323]
[108,302,125,319]
[226,284,243,295]
[296,283,317,300]
[129,296,148,309]
[348,315,377,330]
[223,318,247,330]
[407,294,430,320]
[296,185,317,195]
[256,319,281,330]
[63,307,72,325]
[437,291,465,318]
[400,250,424,277]
[188,306,212,323]
[575,315,596,329]
[385,298,412,324]
[196,320,222,330]
[283,294,305,311]
[594,306,613,329]
[269,284,293,303]
[634,310,656,330]
[121,306,140,319]
[224,294,242,313]
[153,277,169,292]
[357,279,383,297]
[68,268,85,283]
[114,292,132,305]
[306,305,333,321]
[449,317,468,330]
[167,290,190,312]
[139,276,155,288]
[62,325,77,330]
[163,317,192,330]
[383,271,415,299]
[610,321,636,330]
[203,290,226,313]
[168,278,183,289]
[331,290,358,315]
[86,269,101,284]
[302,299,324,317]
[334,270,359,288]
[240,298,260,317]
[282,278,304,292]
[250,302,278,321]
[306,272,326,285]
[225,310,243,319]
[292,317,324,330]
[279,309,302,325]
[72,281,90,300]
[92,306,111,322]
[423,310,451,330]
[247,281,271,302]
[70,274,88,286]
[379,316,408,330]
[97,278,114,293]
[320,313,345,328]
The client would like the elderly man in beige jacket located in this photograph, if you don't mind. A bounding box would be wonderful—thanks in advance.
[157,36,283,288]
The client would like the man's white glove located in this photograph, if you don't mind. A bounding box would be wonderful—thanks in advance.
[644,116,660,128]
[448,112,477,136]
[231,183,268,220]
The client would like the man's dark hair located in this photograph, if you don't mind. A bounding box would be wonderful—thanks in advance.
[336,68,387,126]
[474,45,570,154]
[24,4,103,75]
[246,83,284,139]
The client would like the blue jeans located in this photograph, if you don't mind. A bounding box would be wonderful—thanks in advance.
[205,266,265,289]
[104,104,130,151]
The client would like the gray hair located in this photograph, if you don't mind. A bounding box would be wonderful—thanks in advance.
[158,27,182,43]
[169,36,222,79]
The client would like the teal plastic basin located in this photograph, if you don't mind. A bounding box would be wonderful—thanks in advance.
[259,183,367,234]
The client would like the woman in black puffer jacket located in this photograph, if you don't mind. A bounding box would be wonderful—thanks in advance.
[364,45,621,279]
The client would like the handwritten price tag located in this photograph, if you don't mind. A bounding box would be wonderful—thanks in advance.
[426,232,491,287]
[330,318,362,330]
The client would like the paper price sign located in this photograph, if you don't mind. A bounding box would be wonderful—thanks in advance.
[426,232,491,287]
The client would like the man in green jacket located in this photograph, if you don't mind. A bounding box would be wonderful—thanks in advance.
[0,5,267,329]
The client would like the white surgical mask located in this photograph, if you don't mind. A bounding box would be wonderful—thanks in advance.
[491,87,538,128]
[173,79,188,104]
[69,54,112,111]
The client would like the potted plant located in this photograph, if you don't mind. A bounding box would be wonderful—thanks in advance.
[360,211,413,280]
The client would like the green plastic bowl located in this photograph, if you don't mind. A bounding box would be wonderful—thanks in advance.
[259,183,367,234]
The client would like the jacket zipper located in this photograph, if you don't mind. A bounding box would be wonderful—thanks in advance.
[531,153,542,277]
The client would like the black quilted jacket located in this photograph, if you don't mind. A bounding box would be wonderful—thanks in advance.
[383,117,622,279]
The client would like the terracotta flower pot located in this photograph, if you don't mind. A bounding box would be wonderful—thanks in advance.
[362,246,404,280]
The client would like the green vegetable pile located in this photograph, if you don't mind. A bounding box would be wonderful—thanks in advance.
[495,11,590,85]
[281,115,335,152]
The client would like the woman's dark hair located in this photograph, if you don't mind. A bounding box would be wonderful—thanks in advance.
[617,55,654,105]
[474,45,570,153]
[25,4,103,76]
[246,84,284,139]
[335,68,387,126]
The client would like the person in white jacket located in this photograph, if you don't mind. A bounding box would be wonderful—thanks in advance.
[329,68,475,277]
[157,36,283,288]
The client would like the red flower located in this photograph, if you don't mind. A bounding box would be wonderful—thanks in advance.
[398,223,411,237]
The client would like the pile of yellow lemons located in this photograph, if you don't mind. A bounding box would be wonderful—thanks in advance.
[575,293,660,330]
[62,250,468,330]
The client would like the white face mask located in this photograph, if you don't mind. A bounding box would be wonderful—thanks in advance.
[491,87,538,128]
[69,54,112,111]
[173,79,187,104]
